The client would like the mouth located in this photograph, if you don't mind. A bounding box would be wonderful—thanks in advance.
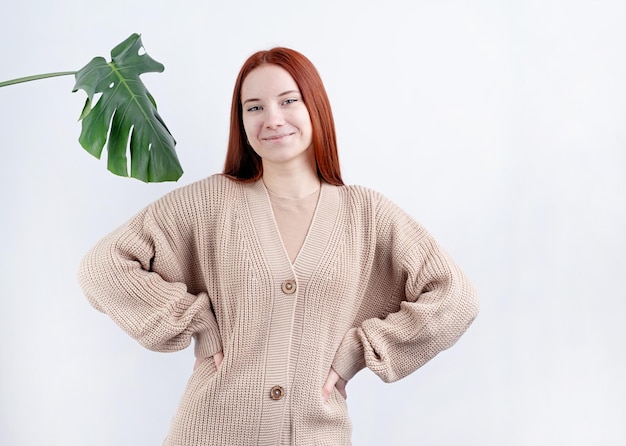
[262,132,295,142]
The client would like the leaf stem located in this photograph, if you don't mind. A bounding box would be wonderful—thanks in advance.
[0,71,77,88]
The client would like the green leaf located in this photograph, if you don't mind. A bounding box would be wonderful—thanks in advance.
[72,33,182,182]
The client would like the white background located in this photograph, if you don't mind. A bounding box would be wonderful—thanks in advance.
[1,1,625,445]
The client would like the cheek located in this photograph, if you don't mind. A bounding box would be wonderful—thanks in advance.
[242,118,262,153]
[242,118,256,140]
[298,110,313,134]
[241,118,250,137]
[243,127,252,142]
[301,116,313,139]
[243,125,257,148]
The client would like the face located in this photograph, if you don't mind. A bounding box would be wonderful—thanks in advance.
[241,64,314,169]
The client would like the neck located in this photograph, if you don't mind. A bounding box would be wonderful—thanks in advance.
[262,160,320,199]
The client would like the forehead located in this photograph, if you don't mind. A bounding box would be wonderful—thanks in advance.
[241,64,299,99]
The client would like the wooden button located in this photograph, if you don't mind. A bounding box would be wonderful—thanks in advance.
[281,280,296,294]
[270,385,285,400]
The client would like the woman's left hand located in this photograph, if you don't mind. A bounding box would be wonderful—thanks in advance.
[322,367,348,403]
[193,351,224,371]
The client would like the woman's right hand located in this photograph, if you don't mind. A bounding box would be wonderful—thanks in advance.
[322,367,348,403]
[194,351,224,370]
[213,351,224,367]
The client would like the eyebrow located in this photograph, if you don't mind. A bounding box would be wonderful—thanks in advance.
[242,90,301,105]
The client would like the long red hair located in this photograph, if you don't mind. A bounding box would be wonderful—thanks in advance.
[223,48,343,186]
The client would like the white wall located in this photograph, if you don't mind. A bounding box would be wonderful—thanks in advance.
[1,1,624,445]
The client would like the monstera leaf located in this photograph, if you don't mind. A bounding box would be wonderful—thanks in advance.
[0,33,182,183]
[73,33,182,182]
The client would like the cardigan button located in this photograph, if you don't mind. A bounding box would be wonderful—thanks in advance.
[270,385,285,400]
[281,279,296,295]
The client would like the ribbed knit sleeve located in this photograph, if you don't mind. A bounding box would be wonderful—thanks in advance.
[78,196,222,358]
[332,192,479,383]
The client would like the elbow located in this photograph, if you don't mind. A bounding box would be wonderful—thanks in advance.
[468,283,480,321]
[135,317,191,353]
[138,337,169,352]
[136,332,178,353]
[458,283,480,335]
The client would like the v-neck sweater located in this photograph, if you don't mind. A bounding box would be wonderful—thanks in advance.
[266,186,320,264]
[78,174,479,446]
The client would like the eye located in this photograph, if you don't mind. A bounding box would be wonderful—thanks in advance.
[246,105,262,112]
[283,98,299,105]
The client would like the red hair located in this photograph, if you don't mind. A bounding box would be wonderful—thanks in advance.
[223,47,343,186]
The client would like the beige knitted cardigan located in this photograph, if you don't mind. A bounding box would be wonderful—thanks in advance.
[78,174,479,446]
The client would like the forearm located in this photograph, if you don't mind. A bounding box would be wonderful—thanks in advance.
[333,232,479,383]
[78,210,222,353]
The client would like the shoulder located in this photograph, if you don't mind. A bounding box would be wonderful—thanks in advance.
[338,184,384,206]
[135,175,248,231]
[151,174,244,210]
[338,184,406,217]
[338,183,428,241]
[166,174,242,199]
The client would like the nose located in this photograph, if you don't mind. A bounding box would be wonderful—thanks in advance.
[264,105,285,129]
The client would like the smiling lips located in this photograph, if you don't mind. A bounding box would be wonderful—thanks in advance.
[262,132,295,142]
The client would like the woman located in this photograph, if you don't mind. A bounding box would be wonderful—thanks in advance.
[78,47,479,446]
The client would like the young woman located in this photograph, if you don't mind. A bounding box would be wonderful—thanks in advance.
[78,47,479,446]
